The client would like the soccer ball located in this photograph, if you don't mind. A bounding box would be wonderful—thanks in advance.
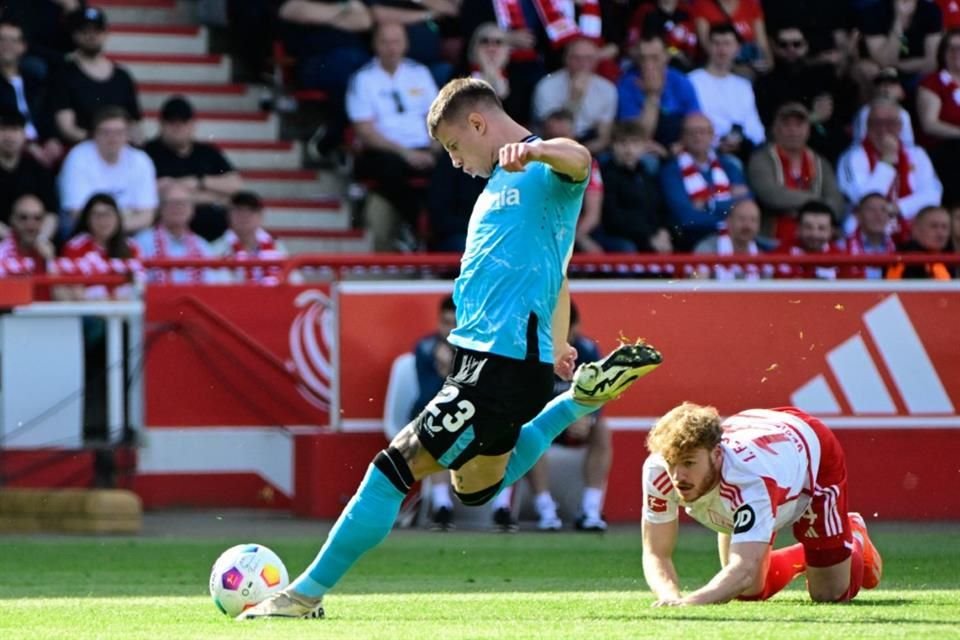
[209,543,289,616]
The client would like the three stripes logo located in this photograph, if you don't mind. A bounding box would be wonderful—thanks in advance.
[790,295,954,418]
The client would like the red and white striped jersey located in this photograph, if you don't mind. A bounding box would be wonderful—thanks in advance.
[643,409,823,545]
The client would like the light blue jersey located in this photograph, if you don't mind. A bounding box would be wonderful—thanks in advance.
[449,147,587,364]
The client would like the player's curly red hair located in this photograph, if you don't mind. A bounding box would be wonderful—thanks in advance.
[646,402,723,464]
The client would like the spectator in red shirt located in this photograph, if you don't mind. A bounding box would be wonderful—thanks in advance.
[937,0,960,28]
[917,28,960,203]
[777,200,844,279]
[60,193,140,301]
[690,0,772,76]
[0,193,53,299]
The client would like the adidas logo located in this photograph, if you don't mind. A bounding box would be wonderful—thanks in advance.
[791,295,954,419]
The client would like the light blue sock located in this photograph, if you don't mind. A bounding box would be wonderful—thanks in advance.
[502,393,597,488]
[290,464,404,598]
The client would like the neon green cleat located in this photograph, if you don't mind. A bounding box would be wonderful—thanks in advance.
[572,342,662,404]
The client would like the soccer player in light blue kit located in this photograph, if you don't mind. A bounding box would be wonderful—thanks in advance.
[240,77,663,620]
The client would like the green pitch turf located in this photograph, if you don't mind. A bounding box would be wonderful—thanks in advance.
[2,522,959,640]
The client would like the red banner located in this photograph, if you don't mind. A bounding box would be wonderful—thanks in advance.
[338,282,960,426]
[145,285,334,427]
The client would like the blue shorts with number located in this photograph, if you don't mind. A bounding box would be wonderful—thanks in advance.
[413,347,554,470]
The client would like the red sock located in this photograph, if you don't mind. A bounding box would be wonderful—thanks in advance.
[738,543,806,601]
[838,537,864,602]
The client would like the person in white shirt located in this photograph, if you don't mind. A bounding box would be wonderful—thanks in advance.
[58,105,157,234]
[532,37,618,154]
[134,182,219,284]
[837,97,942,233]
[687,23,765,160]
[347,22,439,251]
[642,402,883,606]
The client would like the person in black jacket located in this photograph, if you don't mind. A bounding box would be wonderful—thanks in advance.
[596,120,672,253]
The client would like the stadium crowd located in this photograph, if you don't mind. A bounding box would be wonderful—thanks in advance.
[0,0,958,287]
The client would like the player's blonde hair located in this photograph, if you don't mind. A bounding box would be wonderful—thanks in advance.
[427,77,503,139]
[646,402,723,464]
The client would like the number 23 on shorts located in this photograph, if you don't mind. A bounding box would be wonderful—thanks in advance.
[424,386,476,433]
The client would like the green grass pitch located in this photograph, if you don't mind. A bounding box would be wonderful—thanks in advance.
[2,522,959,640]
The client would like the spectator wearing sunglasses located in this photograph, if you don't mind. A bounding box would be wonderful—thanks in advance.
[754,25,855,164]
[346,22,439,251]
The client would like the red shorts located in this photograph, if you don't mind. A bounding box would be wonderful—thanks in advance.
[776,407,854,568]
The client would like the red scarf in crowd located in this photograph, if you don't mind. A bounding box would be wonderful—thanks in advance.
[0,236,50,299]
[493,0,601,49]
[677,151,731,208]
[862,138,913,199]
[774,145,815,191]
[224,228,284,284]
[152,226,205,284]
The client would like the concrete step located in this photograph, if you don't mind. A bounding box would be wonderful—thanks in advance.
[271,229,371,254]
[143,110,279,142]
[110,53,231,84]
[139,83,262,113]
[264,198,351,231]
[107,24,208,55]
[219,140,302,170]
[240,169,332,199]
[99,0,195,25]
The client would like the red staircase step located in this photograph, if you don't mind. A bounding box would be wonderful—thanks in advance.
[269,229,364,239]
[139,83,248,95]
[109,53,223,65]
[144,110,270,121]
[110,24,201,35]
[264,198,342,211]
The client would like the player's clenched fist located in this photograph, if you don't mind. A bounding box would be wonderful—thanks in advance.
[499,141,541,172]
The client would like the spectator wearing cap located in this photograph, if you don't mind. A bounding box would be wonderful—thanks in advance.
[144,95,243,241]
[49,6,143,145]
[747,102,844,245]
[838,97,942,234]
[0,16,63,167]
[860,0,942,86]
[659,112,750,250]
[0,107,58,241]
[211,191,293,284]
[852,67,916,146]
[617,32,701,148]
[532,38,618,154]
[58,105,158,234]
[687,23,765,165]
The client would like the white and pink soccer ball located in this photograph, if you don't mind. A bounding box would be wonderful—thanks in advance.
[209,543,289,616]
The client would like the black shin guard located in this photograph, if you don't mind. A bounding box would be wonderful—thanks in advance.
[373,447,415,494]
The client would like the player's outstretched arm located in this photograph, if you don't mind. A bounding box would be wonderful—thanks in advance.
[676,541,769,606]
[642,519,683,603]
[499,138,591,182]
